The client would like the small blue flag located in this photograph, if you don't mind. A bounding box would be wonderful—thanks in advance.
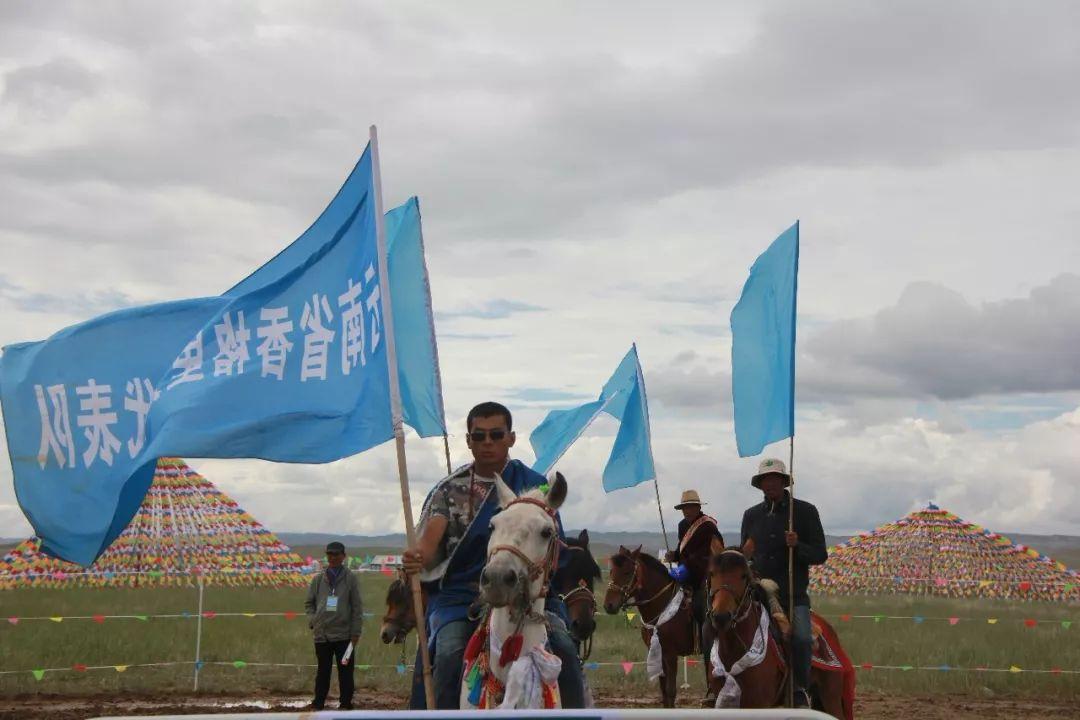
[730,221,799,457]
[530,345,655,492]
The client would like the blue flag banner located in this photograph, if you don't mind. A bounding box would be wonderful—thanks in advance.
[385,197,447,438]
[530,345,656,492]
[0,298,229,564]
[0,146,445,565]
[730,221,799,457]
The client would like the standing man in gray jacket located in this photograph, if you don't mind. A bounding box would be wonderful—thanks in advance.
[305,541,364,710]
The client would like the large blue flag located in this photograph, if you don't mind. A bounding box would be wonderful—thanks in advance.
[531,345,656,492]
[730,221,799,457]
[1,147,444,565]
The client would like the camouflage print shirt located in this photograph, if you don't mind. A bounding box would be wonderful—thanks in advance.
[426,467,495,565]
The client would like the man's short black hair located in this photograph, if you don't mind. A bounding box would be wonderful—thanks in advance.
[467,402,513,432]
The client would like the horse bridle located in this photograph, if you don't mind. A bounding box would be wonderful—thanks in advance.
[707,551,757,652]
[607,555,676,616]
[486,497,563,608]
[559,580,597,661]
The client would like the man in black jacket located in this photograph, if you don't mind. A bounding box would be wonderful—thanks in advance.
[739,458,827,708]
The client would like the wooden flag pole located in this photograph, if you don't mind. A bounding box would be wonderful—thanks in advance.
[442,434,453,475]
[370,125,435,709]
[787,435,795,708]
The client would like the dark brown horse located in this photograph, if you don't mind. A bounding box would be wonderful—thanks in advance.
[551,529,602,660]
[603,545,696,708]
[379,569,421,645]
[707,543,852,719]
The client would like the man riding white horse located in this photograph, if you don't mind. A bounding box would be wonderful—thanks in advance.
[402,401,586,709]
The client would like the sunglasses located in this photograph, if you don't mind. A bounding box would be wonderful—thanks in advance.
[469,429,508,442]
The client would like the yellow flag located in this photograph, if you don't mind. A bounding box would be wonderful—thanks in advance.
[243,613,256,618]
[114,666,128,673]
[1009,665,1022,673]
[626,612,637,622]
[987,618,998,624]
[49,617,63,623]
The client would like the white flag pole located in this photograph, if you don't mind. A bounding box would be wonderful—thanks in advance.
[370,125,436,709]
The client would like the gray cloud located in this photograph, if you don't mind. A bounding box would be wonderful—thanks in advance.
[648,275,1080,414]
[437,299,545,321]
[3,2,1080,538]
[805,274,1080,400]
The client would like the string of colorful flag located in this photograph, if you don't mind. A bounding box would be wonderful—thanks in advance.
[815,576,1077,590]
[5,610,381,624]
[3,659,1078,680]
[7,610,1074,627]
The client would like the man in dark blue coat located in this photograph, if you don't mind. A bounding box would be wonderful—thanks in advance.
[740,457,827,708]
[402,401,586,709]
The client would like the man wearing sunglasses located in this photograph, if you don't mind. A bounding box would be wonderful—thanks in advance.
[402,401,586,709]
[304,541,363,710]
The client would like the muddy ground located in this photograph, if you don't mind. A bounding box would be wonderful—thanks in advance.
[2,691,1077,720]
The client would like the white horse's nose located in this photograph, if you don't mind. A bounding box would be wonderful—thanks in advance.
[481,566,518,587]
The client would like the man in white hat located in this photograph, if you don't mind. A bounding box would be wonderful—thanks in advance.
[739,458,827,708]
[665,489,723,703]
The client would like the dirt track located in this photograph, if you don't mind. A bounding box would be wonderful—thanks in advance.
[2,691,1078,720]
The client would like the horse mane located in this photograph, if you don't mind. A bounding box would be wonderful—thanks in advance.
[714,549,749,573]
[567,536,602,578]
[386,576,408,604]
[635,549,670,579]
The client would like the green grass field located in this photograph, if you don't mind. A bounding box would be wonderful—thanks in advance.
[1,574,1077,700]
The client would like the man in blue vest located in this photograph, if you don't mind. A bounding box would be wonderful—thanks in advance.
[402,401,587,709]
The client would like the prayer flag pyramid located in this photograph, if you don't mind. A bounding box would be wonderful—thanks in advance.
[811,505,1079,602]
[0,458,308,589]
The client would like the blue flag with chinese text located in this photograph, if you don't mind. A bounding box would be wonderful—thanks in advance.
[530,345,656,492]
[730,221,799,457]
[0,147,442,565]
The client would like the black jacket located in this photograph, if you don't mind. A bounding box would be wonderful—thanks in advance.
[674,515,723,589]
[740,492,827,607]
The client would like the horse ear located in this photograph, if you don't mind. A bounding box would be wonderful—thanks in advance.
[632,544,642,556]
[578,528,589,546]
[545,471,567,510]
[494,471,517,509]
[709,535,725,556]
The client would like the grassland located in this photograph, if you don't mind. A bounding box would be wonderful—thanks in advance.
[1,574,1077,701]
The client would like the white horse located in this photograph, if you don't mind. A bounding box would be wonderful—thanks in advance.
[460,472,567,709]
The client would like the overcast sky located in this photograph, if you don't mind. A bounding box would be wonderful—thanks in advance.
[2,1,1079,545]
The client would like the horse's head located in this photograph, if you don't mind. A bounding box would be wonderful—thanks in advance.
[480,471,567,611]
[603,544,642,614]
[380,569,415,644]
[554,529,602,643]
[708,539,752,632]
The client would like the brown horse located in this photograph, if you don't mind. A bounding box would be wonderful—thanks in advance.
[379,569,422,645]
[603,545,697,708]
[707,543,852,719]
[551,529,602,660]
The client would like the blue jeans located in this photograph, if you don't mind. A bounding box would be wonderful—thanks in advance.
[791,605,813,691]
[408,614,587,709]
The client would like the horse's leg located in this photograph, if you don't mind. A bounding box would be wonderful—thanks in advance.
[661,653,678,708]
[700,620,716,705]
[812,668,845,720]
